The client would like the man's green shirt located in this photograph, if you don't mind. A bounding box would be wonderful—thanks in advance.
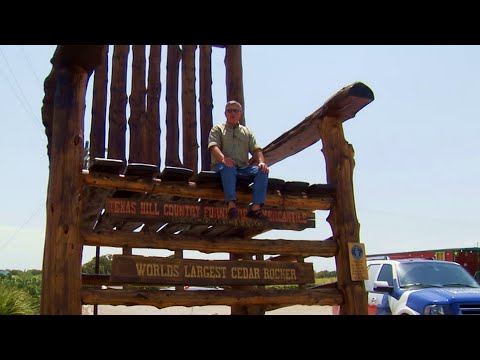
[208,122,262,168]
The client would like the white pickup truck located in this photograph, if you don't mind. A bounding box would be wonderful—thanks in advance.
[365,258,480,315]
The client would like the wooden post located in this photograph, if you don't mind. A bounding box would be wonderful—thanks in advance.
[181,45,198,172]
[174,250,184,291]
[41,67,90,314]
[320,116,368,315]
[199,45,213,171]
[89,45,109,163]
[250,254,267,315]
[128,45,147,163]
[41,45,104,315]
[229,252,249,315]
[107,45,129,163]
[146,45,162,168]
[93,245,101,315]
[225,45,245,125]
[165,45,182,167]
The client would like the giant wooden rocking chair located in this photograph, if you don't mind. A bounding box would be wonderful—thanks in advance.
[40,45,374,315]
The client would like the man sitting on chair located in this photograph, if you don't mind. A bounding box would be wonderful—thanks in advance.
[208,100,269,219]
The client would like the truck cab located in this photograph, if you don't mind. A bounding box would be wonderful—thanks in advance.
[366,259,480,315]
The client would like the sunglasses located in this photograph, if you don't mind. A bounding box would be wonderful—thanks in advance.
[226,109,240,113]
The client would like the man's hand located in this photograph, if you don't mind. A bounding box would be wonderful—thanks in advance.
[258,162,269,173]
[222,157,235,167]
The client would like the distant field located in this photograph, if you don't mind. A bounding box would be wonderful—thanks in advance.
[315,277,337,285]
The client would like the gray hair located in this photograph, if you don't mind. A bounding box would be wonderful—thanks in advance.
[225,100,243,112]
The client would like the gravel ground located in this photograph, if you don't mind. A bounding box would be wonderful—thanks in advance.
[82,304,332,315]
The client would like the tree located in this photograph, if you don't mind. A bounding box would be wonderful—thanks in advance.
[82,254,114,274]
[315,270,337,278]
[1,271,42,298]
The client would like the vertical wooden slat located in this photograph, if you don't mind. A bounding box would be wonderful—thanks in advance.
[107,45,129,163]
[181,45,198,173]
[229,252,248,315]
[229,250,257,315]
[199,45,213,171]
[128,45,147,164]
[89,45,109,163]
[174,250,183,291]
[165,45,182,167]
[225,45,245,125]
[93,246,101,315]
[252,254,267,315]
[297,256,307,290]
[146,45,162,168]
[122,245,133,291]
[41,67,90,315]
[125,49,146,272]
[320,116,368,315]
[122,246,133,255]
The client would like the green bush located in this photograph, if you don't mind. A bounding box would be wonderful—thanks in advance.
[1,272,42,299]
[0,281,39,315]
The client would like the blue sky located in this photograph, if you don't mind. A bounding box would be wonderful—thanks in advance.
[0,45,479,272]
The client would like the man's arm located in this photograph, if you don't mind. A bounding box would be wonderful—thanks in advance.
[247,129,267,171]
[208,125,234,167]
[210,145,235,167]
[210,145,225,163]
[252,149,269,173]
[252,148,265,163]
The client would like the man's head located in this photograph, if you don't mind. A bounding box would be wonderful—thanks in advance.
[225,100,242,126]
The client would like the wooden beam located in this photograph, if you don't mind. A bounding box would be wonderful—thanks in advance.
[81,288,343,307]
[128,45,147,163]
[320,116,368,315]
[181,45,198,173]
[82,231,338,257]
[44,46,107,163]
[267,255,300,262]
[103,198,315,231]
[165,45,182,167]
[89,45,109,162]
[82,274,111,286]
[107,45,129,163]
[199,45,214,171]
[225,45,245,125]
[80,185,117,231]
[41,67,91,315]
[110,256,315,286]
[52,45,106,74]
[262,82,374,167]
[82,171,334,211]
[146,45,162,168]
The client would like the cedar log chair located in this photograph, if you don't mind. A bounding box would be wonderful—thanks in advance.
[40,45,374,315]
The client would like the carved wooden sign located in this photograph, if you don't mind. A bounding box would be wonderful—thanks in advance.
[104,198,315,230]
[110,255,315,286]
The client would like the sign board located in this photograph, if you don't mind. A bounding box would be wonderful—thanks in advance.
[110,255,315,286]
[104,198,314,230]
[348,242,368,281]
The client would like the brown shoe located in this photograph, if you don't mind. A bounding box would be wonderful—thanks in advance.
[228,207,239,219]
[246,209,268,220]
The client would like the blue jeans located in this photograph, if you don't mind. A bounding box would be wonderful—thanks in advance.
[213,163,269,206]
